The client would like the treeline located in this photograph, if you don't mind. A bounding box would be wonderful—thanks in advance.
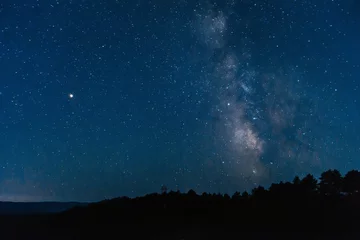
[8,169,360,239]
[49,169,360,238]
[162,169,360,198]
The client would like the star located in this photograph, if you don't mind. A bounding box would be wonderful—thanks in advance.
[69,93,74,99]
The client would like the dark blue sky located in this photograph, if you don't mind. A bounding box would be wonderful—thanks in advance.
[0,0,359,202]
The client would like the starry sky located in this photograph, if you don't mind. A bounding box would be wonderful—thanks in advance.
[0,0,359,202]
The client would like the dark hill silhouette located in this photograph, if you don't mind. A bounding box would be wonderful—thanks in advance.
[2,169,360,239]
[0,201,87,215]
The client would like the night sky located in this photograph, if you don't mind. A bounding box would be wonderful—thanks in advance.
[0,0,359,202]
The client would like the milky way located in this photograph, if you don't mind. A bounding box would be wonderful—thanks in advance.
[193,4,326,189]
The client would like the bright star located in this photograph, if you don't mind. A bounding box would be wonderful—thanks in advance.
[69,93,74,98]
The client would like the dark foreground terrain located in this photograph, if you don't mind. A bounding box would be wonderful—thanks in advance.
[0,201,87,215]
[2,169,360,239]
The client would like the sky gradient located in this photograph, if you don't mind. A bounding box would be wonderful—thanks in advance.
[0,0,360,202]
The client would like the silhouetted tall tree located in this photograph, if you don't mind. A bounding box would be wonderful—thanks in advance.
[232,191,241,200]
[319,169,342,196]
[343,170,360,194]
[187,189,197,197]
[300,174,318,193]
[242,191,249,199]
[293,176,301,185]
[252,186,267,198]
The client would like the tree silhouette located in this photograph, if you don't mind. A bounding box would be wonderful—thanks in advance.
[232,191,241,200]
[300,174,318,193]
[252,186,267,198]
[319,169,342,196]
[187,189,197,197]
[293,176,301,185]
[343,170,360,194]
[242,191,249,199]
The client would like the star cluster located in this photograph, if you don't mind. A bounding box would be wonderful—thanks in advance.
[0,0,359,202]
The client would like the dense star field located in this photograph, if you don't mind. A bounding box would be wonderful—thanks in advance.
[0,0,359,202]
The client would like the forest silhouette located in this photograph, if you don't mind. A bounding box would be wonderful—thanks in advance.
[2,169,360,239]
